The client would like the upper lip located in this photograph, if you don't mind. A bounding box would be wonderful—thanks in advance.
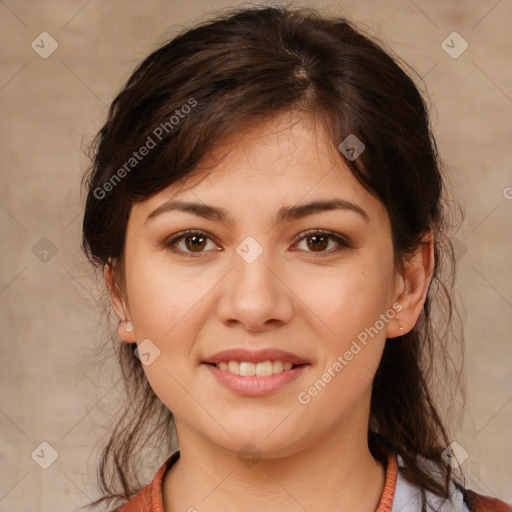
[203,348,309,365]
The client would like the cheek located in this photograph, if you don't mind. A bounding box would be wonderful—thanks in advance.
[295,265,392,415]
[295,256,394,403]
[124,252,217,340]
[293,257,395,341]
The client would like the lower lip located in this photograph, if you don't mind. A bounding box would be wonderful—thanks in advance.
[203,363,308,396]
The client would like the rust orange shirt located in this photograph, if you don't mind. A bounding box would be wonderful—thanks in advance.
[115,450,511,512]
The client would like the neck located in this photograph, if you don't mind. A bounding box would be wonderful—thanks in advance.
[163,425,387,512]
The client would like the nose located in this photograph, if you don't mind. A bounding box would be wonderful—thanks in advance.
[215,243,294,333]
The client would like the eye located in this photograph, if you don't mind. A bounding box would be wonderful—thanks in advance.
[292,230,351,255]
[162,229,351,258]
[162,230,221,257]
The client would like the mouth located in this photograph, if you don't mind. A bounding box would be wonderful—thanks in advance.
[204,347,308,363]
[204,360,306,376]
[202,348,310,396]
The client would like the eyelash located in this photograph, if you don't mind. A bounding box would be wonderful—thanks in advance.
[161,229,351,258]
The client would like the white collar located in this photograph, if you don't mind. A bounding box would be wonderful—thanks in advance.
[391,455,469,512]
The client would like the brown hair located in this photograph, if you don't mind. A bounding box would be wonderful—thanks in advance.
[80,5,464,510]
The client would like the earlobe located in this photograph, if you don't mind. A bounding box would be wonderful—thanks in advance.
[386,232,435,339]
[119,321,136,342]
[104,263,136,343]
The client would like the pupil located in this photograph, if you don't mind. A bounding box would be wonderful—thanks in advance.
[309,235,327,251]
[187,235,206,251]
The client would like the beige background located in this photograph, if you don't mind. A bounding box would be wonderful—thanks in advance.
[0,0,511,510]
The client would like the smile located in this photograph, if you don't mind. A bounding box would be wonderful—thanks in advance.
[214,360,295,376]
[203,361,309,396]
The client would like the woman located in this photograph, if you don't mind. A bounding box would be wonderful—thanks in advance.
[80,5,511,512]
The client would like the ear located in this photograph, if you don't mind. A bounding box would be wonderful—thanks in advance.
[104,262,136,343]
[386,232,434,339]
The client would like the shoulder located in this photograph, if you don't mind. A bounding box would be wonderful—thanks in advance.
[115,484,153,512]
[115,450,180,512]
[458,486,512,512]
[393,455,511,512]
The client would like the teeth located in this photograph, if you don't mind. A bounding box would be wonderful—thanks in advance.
[272,361,284,373]
[228,361,239,374]
[240,362,255,376]
[215,360,297,376]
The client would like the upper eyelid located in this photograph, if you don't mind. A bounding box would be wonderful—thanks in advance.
[164,229,350,252]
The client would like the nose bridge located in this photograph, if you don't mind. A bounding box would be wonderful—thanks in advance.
[216,235,293,330]
[233,236,278,304]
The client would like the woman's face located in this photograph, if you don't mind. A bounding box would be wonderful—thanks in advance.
[111,111,412,457]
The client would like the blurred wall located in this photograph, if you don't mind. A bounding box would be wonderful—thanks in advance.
[0,1,511,510]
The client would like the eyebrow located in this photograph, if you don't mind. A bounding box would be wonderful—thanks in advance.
[145,198,369,225]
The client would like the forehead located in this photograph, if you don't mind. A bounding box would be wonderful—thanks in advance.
[131,111,389,227]
[188,111,343,182]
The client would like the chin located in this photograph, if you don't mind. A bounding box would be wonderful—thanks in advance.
[207,424,305,460]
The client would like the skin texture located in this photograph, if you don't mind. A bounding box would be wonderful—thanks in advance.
[105,110,434,512]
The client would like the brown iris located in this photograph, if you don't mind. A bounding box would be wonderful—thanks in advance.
[184,234,207,252]
[306,234,329,252]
